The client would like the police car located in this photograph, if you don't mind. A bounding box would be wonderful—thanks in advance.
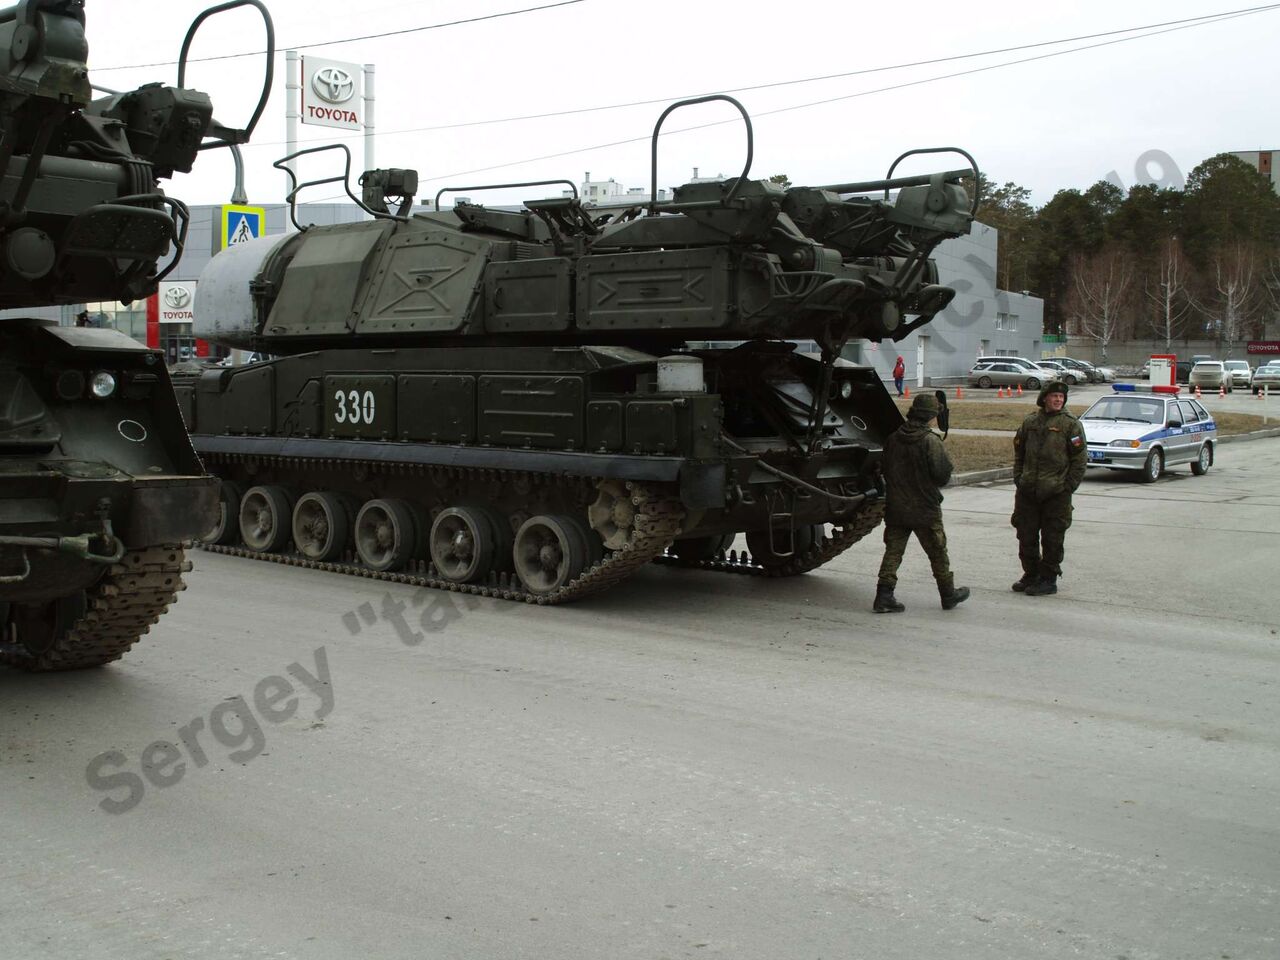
[1080,384,1217,483]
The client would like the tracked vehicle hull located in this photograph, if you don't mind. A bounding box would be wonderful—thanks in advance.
[180,343,896,600]
[188,96,978,602]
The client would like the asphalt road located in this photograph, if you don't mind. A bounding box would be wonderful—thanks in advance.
[4,440,1279,960]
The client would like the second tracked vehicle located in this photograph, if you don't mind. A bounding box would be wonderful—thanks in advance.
[184,97,979,603]
[0,0,274,669]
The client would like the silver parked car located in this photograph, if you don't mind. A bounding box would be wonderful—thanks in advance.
[1188,360,1232,393]
[1034,360,1083,385]
[968,361,1043,390]
[1252,362,1280,394]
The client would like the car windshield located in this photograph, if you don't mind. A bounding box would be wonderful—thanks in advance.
[1083,397,1166,423]
[1192,362,1222,371]
[1225,361,1249,370]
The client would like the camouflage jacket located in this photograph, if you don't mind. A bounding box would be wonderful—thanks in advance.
[882,419,953,527]
[1013,409,1087,501]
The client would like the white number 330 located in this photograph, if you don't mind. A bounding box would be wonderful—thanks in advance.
[334,389,376,425]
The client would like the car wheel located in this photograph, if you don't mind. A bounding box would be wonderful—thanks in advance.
[978,376,992,389]
[1191,444,1211,476]
[1141,448,1163,484]
[1026,377,1041,390]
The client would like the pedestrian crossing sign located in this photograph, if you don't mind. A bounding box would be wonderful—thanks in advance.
[219,204,266,250]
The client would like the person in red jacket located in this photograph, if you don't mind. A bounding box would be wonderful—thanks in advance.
[892,355,905,396]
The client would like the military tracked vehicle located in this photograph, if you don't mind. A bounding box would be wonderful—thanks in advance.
[185,96,978,603]
[0,0,274,669]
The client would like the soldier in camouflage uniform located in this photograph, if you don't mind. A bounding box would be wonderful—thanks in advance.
[873,393,970,613]
[1011,380,1087,596]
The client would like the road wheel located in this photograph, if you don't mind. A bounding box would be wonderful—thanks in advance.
[977,376,992,389]
[513,515,588,595]
[1141,448,1163,484]
[570,514,604,568]
[355,498,419,572]
[239,485,294,553]
[1026,377,1041,390]
[1191,444,1212,476]
[429,506,498,583]
[203,479,243,545]
[292,491,356,561]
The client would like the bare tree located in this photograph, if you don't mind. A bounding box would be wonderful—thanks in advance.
[1066,246,1135,363]
[1143,237,1192,351]
[1261,249,1280,326]
[1194,242,1265,357]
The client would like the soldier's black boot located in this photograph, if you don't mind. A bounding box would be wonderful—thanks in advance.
[873,583,905,614]
[1025,576,1058,596]
[1012,573,1036,592]
[938,574,970,610]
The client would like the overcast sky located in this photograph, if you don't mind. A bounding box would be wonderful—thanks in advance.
[89,0,1276,212]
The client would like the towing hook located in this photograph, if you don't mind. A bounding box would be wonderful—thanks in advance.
[0,517,126,567]
[63,512,126,564]
[57,532,126,564]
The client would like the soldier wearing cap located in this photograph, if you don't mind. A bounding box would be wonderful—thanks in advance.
[873,392,970,613]
[1011,379,1087,596]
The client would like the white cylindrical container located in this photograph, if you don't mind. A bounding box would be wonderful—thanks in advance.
[193,233,292,349]
[657,355,704,393]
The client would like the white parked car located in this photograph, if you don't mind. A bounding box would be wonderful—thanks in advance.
[1223,360,1252,388]
[1188,361,1232,393]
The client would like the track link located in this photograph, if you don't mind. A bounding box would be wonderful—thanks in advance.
[198,460,683,604]
[0,546,190,671]
[656,498,886,577]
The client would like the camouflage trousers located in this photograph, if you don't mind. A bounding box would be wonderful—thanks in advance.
[876,520,952,589]
[1011,489,1073,578]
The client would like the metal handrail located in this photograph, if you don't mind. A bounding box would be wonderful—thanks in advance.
[648,95,753,216]
[178,0,276,149]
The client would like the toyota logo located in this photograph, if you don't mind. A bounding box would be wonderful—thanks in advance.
[312,66,355,104]
[163,286,191,309]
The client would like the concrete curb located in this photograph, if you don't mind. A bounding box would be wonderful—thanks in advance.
[951,429,1280,486]
[953,467,1015,486]
[1217,426,1280,444]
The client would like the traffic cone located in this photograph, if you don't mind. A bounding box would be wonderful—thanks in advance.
[955,386,964,400]
[996,386,1004,398]
[1195,385,1202,399]
[1017,384,1024,397]
[904,386,910,399]
[1219,385,1225,398]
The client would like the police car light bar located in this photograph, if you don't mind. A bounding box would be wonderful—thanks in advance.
[1112,383,1181,394]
